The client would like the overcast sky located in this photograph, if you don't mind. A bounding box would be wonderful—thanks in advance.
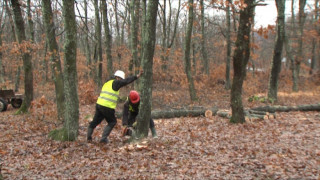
[255,0,316,28]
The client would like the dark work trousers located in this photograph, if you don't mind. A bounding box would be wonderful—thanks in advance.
[89,104,117,130]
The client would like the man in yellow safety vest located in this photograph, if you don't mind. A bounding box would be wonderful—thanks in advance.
[87,70,143,143]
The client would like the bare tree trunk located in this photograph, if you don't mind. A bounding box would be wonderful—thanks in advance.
[160,0,167,71]
[14,66,20,92]
[268,0,286,101]
[94,0,103,87]
[140,0,146,66]
[0,7,4,84]
[135,0,159,139]
[310,0,319,75]
[120,0,130,45]
[102,0,113,78]
[5,0,17,42]
[84,0,92,78]
[184,0,197,101]
[42,0,65,122]
[112,0,121,46]
[5,0,20,90]
[49,0,79,141]
[27,0,34,42]
[130,0,141,89]
[160,0,181,72]
[11,0,34,113]
[230,0,255,123]
[292,0,306,92]
[200,0,209,75]
[167,0,181,49]
[42,40,48,83]
[225,0,232,90]
[285,0,298,91]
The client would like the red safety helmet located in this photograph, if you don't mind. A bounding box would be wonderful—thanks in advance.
[129,90,140,104]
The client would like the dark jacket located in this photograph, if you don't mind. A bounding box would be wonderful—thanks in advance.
[122,98,140,126]
[108,75,138,91]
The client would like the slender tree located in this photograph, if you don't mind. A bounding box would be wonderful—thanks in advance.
[267,0,286,101]
[94,0,103,87]
[11,0,34,113]
[225,0,232,90]
[84,0,92,77]
[160,0,181,72]
[160,0,167,71]
[285,0,297,89]
[42,0,65,121]
[27,0,34,42]
[292,0,306,91]
[230,0,255,123]
[112,0,121,46]
[102,0,113,78]
[0,4,4,84]
[4,0,16,42]
[49,0,79,141]
[184,0,197,101]
[167,0,181,50]
[310,0,319,74]
[135,0,159,139]
[200,0,209,75]
[129,0,141,89]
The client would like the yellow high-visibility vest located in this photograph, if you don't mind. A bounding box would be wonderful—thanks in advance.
[96,80,119,109]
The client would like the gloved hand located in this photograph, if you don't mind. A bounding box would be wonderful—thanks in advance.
[132,122,137,128]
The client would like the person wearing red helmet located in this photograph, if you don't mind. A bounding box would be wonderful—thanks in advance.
[122,90,157,138]
[86,70,143,144]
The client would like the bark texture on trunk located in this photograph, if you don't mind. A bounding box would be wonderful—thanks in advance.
[42,0,65,121]
[267,0,286,101]
[200,0,209,75]
[225,0,232,90]
[94,0,103,86]
[184,0,197,101]
[102,0,113,78]
[11,0,34,113]
[135,0,159,139]
[230,0,255,123]
[49,0,79,141]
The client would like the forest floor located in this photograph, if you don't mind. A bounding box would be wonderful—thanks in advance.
[1,71,320,179]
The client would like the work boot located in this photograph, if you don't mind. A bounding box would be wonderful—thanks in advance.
[150,127,158,138]
[87,127,94,142]
[99,126,112,144]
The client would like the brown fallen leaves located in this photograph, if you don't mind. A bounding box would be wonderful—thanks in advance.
[1,108,320,179]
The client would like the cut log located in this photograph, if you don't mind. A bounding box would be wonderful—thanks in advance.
[248,110,269,115]
[205,110,213,118]
[216,110,232,119]
[217,109,273,121]
[251,103,320,113]
[116,107,219,119]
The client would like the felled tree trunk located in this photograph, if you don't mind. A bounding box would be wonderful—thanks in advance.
[116,107,218,119]
[251,103,320,113]
[216,109,276,122]
[151,107,218,119]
